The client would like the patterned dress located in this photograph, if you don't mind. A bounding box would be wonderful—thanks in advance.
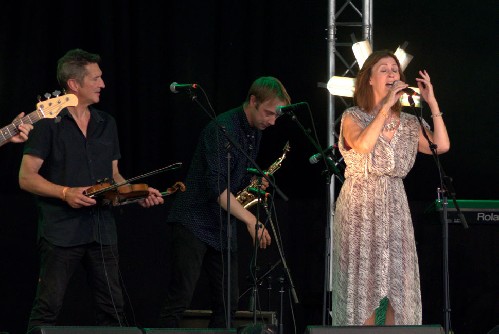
[331,106,428,325]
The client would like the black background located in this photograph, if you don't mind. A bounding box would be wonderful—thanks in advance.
[0,1,497,334]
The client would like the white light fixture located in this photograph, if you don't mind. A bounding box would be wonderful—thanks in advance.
[352,40,373,69]
[327,76,356,97]
[394,45,413,72]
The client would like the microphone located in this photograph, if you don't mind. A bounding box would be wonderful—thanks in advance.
[309,145,345,183]
[169,82,198,94]
[390,81,419,96]
[309,145,336,164]
[276,102,308,116]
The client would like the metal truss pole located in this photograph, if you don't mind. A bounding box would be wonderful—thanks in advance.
[324,0,373,325]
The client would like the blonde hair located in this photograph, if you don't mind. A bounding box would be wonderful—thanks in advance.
[244,76,291,107]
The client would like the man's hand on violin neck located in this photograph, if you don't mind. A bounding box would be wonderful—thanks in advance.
[138,187,165,208]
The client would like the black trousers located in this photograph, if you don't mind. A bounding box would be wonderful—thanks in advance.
[27,238,124,332]
[159,222,238,328]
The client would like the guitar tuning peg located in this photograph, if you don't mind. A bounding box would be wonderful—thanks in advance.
[44,93,51,99]
[37,95,42,102]
[52,90,61,97]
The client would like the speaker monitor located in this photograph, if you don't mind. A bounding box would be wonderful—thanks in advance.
[29,327,143,334]
[487,326,499,334]
[145,330,235,334]
[305,326,444,334]
[178,310,277,329]
[237,324,277,334]
[31,328,236,334]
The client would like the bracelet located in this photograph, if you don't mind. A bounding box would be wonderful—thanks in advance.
[62,186,69,201]
[431,112,443,118]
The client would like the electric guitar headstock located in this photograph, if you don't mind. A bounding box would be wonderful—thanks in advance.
[0,91,78,146]
[36,90,78,119]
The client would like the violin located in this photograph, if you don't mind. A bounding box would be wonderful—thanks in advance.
[84,180,185,207]
[82,162,184,206]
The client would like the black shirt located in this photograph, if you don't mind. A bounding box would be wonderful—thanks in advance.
[23,107,121,247]
[167,106,261,251]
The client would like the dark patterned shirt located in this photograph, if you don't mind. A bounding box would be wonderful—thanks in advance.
[23,107,121,247]
[167,106,261,251]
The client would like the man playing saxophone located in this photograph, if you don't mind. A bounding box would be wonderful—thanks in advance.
[159,76,291,328]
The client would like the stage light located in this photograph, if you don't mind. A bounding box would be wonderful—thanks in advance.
[352,40,372,69]
[327,76,356,97]
[394,44,413,72]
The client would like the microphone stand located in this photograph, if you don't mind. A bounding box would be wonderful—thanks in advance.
[285,110,344,325]
[287,111,344,184]
[226,145,233,329]
[239,259,282,305]
[183,87,289,329]
[408,96,468,334]
[247,177,294,333]
[251,178,263,326]
[262,200,299,334]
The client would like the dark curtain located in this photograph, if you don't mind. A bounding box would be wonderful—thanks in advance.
[0,1,497,334]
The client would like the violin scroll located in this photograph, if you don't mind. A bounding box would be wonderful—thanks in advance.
[161,181,186,196]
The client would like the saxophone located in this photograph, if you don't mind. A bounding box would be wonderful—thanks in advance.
[236,141,290,209]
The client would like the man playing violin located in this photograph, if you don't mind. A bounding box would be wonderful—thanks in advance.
[19,48,164,332]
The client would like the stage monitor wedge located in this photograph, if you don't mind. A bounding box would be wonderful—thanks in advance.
[145,329,236,334]
[29,326,143,334]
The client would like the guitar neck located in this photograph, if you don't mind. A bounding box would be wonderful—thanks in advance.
[0,110,43,146]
